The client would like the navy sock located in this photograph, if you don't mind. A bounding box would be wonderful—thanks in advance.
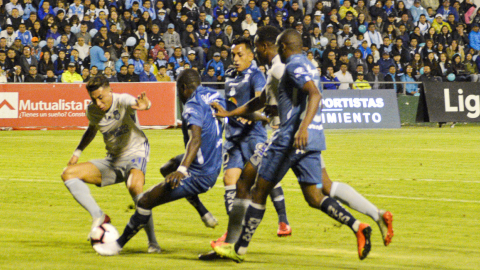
[270,185,289,225]
[234,203,266,255]
[320,196,358,232]
[224,185,236,215]
[117,208,151,247]
[186,195,209,217]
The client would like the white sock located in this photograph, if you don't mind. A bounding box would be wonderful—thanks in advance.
[225,198,251,243]
[330,182,380,222]
[64,178,103,219]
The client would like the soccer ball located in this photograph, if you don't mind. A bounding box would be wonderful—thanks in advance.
[90,223,119,246]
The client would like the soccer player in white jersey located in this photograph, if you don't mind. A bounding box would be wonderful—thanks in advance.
[61,75,161,253]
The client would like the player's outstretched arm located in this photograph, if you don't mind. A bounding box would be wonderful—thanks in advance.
[131,92,152,111]
[166,125,202,189]
[294,80,322,150]
[67,125,98,165]
[211,90,267,118]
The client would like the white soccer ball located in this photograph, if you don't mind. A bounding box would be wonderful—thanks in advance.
[90,223,119,246]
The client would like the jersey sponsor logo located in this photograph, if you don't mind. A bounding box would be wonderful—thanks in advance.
[200,92,221,105]
[0,92,18,119]
[113,110,120,120]
[104,123,130,138]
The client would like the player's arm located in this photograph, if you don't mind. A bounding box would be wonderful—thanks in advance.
[130,92,152,111]
[211,89,267,118]
[67,124,98,166]
[165,125,202,189]
[294,80,322,150]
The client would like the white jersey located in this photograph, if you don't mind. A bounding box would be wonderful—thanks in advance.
[265,55,285,127]
[86,93,149,159]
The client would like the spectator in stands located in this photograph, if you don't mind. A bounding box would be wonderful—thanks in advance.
[20,46,38,75]
[365,64,385,89]
[73,37,90,60]
[202,66,218,88]
[168,46,190,71]
[464,53,479,82]
[164,24,181,56]
[8,65,25,82]
[16,24,32,46]
[334,63,353,89]
[1,25,18,47]
[187,50,201,70]
[38,50,54,76]
[139,62,157,81]
[384,65,402,93]
[62,62,83,82]
[81,68,90,82]
[68,0,85,21]
[25,65,43,82]
[128,48,146,74]
[321,66,340,90]
[353,72,371,89]
[104,66,118,82]
[401,65,419,95]
[181,23,204,66]
[54,50,69,76]
[469,23,480,52]
[204,52,224,80]
[156,65,171,81]
[90,37,108,70]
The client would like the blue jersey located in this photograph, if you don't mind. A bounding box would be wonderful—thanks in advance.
[182,86,225,176]
[274,54,326,151]
[224,64,267,143]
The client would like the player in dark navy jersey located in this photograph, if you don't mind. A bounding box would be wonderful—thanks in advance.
[213,29,373,262]
[94,69,226,256]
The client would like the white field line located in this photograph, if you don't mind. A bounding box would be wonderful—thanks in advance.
[2,177,480,204]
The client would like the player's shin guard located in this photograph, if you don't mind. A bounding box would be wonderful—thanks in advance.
[224,185,236,215]
[320,196,360,233]
[270,184,289,225]
[330,182,380,222]
[186,195,209,217]
[64,178,103,219]
[234,203,266,255]
[225,198,251,243]
[117,207,151,248]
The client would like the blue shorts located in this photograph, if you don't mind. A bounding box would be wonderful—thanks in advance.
[166,172,219,201]
[258,142,323,185]
[223,135,266,170]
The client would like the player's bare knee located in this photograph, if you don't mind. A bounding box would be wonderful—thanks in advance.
[160,158,178,177]
[61,166,76,182]
[137,194,152,209]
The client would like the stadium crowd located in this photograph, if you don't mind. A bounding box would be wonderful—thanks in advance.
[0,0,479,93]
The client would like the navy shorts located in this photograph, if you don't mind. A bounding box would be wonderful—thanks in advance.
[166,172,219,201]
[258,142,323,186]
[223,135,266,170]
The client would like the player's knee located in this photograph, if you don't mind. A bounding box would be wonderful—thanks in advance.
[61,166,75,182]
[160,158,179,177]
[137,194,152,209]
[304,194,323,209]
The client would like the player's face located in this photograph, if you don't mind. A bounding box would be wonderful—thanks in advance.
[232,44,253,72]
[254,38,269,65]
[90,86,113,112]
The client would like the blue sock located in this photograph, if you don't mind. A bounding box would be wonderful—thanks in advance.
[234,203,266,255]
[270,185,289,225]
[320,196,359,232]
[117,207,151,247]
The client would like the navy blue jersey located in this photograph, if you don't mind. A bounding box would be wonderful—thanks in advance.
[182,86,225,176]
[274,54,326,151]
[224,64,267,143]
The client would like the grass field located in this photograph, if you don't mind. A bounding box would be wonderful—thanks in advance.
[1,126,479,270]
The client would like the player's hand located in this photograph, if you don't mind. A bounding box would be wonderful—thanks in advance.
[132,92,151,110]
[293,128,308,150]
[68,155,79,166]
[210,102,230,118]
[165,171,185,189]
[237,117,252,125]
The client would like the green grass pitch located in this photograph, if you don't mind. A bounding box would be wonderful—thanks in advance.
[1,127,479,269]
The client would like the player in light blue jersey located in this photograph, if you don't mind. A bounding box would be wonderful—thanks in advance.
[94,69,225,256]
[213,29,373,262]
[61,75,160,253]
[219,37,292,243]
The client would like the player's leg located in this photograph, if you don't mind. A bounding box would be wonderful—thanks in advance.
[125,168,161,253]
[61,162,109,230]
[160,154,217,228]
[223,148,243,215]
[295,152,371,260]
[320,155,393,246]
[269,183,291,237]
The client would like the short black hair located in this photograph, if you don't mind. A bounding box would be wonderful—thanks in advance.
[86,75,109,92]
[255,26,281,45]
[232,36,253,52]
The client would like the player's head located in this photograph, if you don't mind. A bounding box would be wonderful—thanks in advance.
[276,29,302,63]
[86,75,113,112]
[231,37,254,72]
[254,26,281,65]
[177,69,201,104]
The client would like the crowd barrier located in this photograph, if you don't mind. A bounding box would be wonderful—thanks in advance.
[0,82,177,129]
